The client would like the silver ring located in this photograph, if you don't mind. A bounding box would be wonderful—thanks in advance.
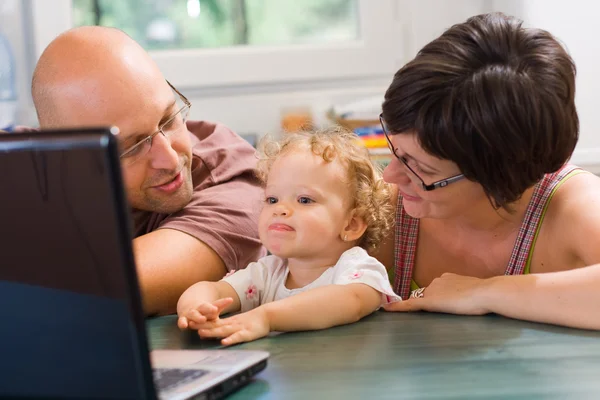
[410,287,426,298]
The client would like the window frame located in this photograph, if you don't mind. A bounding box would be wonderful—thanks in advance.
[30,0,402,89]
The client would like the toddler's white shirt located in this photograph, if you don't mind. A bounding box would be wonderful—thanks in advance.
[222,246,402,312]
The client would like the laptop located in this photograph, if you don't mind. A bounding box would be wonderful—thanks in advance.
[0,127,269,400]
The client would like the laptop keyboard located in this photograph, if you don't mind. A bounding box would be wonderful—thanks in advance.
[153,368,209,392]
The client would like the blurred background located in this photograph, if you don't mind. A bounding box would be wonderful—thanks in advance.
[1,0,598,170]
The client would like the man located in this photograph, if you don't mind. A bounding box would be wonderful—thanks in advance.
[31,26,266,315]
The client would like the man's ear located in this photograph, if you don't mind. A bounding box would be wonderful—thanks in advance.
[339,209,367,242]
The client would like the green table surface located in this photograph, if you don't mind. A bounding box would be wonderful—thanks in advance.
[147,311,600,399]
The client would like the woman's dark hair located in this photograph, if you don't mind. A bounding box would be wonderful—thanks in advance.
[382,12,578,208]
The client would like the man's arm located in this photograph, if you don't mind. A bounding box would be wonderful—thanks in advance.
[136,175,265,316]
[133,228,227,316]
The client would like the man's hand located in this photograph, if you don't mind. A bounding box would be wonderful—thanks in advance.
[383,273,492,315]
[194,307,271,346]
[177,297,234,330]
[7,126,40,133]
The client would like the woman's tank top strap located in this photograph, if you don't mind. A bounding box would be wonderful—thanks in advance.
[504,164,581,275]
[393,164,581,299]
[393,195,419,299]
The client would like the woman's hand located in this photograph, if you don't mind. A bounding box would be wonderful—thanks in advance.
[384,273,493,315]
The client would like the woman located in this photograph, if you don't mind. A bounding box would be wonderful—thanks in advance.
[375,12,600,330]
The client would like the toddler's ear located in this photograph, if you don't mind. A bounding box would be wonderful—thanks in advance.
[340,209,367,243]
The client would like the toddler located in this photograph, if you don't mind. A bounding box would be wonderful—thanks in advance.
[177,127,401,346]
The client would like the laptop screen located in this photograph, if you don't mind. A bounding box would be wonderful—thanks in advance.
[0,130,154,399]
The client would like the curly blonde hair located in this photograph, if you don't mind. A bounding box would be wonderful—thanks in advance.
[256,125,393,253]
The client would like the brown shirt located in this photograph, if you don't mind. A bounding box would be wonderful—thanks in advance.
[132,120,266,270]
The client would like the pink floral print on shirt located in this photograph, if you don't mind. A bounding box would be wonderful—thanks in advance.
[245,284,258,300]
[349,270,363,280]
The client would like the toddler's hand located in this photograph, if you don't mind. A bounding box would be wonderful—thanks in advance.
[195,307,271,346]
[177,297,234,330]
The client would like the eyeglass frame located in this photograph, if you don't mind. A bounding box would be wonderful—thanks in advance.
[379,113,465,191]
[119,80,191,161]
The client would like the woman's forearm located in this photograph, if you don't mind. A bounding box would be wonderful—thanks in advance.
[481,264,600,330]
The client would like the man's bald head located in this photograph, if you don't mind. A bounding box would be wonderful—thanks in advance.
[31,26,195,213]
[32,26,167,128]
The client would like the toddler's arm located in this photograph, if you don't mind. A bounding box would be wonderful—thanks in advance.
[176,281,240,330]
[264,283,381,331]
[195,283,382,346]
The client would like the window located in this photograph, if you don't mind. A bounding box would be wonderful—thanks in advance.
[72,0,359,50]
[31,0,401,89]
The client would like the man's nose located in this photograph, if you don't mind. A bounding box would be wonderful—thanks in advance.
[148,131,179,170]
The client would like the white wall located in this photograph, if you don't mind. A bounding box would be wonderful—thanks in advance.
[491,0,600,170]
[401,0,493,59]
[183,76,391,138]
[188,0,600,171]
[1,0,37,126]
[183,0,491,137]
[13,0,600,170]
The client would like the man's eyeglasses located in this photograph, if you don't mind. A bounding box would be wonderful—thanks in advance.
[119,81,191,165]
[379,113,465,191]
